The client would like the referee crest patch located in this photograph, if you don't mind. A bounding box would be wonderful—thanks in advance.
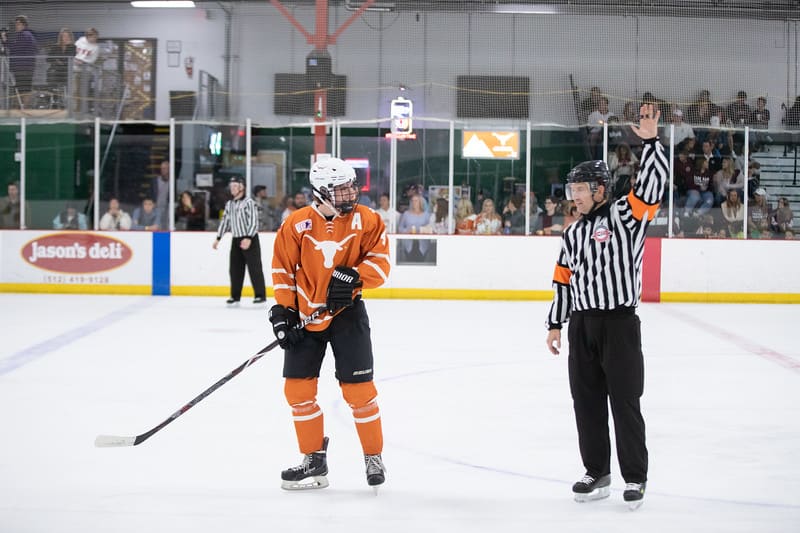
[592,220,612,242]
[294,219,312,233]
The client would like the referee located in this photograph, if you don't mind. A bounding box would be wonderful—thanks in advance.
[545,104,667,510]
[212,175,267,305]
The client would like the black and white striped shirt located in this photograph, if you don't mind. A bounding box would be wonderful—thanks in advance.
[216,196,259,240]
[547,138,668,329]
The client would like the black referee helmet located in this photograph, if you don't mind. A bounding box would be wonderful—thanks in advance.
[229,175,245,185]
[565,160,610,200]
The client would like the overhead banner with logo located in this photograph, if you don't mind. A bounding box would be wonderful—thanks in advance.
[1,231,153,289]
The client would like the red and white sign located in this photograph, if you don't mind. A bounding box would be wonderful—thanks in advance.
[21,233,133,273]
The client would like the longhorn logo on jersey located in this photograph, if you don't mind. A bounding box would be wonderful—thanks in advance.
[303,233,357,269]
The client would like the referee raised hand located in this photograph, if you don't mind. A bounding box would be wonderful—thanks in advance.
[544,103,667,510]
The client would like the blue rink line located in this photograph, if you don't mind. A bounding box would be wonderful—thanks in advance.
[0,298,157,376]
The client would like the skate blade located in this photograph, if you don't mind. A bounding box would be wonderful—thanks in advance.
[573,486,610,502]
[627,499,644,511]
[281,476,329,491]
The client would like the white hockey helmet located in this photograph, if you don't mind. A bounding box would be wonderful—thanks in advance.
[309,157,359,214]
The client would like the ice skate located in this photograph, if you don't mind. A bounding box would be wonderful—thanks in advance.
[281,437,329,490]
[623,481,646,510]
[364,453,386,494]
[572,473,611,502]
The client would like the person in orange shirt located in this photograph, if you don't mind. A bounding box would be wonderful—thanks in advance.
[269,157,390,492]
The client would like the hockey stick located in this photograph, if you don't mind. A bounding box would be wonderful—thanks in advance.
[95,307,326,448]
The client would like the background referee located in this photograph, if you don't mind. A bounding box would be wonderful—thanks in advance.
[212,175,267,305]
[544,104,667,510]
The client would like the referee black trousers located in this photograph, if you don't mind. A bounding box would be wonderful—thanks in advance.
[567,308,648,484]
[229,235,266,300]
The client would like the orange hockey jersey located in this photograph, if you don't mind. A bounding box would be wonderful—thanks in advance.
[272,203,390,331]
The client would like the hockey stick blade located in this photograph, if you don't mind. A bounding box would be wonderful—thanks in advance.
[94,307,326,448]
[95,435,138,447]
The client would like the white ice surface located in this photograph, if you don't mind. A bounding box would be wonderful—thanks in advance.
[0,294,798,533]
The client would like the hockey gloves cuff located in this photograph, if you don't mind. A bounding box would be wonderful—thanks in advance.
[326,265,361,314]
[269,305,304,349]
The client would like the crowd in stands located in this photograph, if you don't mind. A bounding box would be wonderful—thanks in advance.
[1,14,101,113]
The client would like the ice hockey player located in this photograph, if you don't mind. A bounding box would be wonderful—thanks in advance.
[269,157,391,491]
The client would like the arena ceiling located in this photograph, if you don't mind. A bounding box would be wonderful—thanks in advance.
[4,0,800,20]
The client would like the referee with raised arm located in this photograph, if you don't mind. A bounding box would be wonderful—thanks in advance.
[545,104,667,510]
[212,175,267,306]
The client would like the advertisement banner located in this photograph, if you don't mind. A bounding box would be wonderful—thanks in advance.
[1,231,153,288]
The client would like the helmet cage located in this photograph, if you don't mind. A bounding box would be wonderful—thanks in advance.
[313,180,360,214]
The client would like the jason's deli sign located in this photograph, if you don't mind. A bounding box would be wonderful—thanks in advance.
[22,233,133,273]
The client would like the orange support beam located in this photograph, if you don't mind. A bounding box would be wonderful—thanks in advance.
[270,0,376,155]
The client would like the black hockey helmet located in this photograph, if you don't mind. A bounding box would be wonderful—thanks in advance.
[565,160,611,200]
[229,174,245,185]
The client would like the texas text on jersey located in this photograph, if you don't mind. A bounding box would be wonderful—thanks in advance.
[272,203,390,331]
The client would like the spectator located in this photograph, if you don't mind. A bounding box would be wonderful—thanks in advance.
[175,190,205,231]
[152,160,170,209]
[674,150,694,203]
[132,198,163,231]
[663,108,695,148]
[46,28,75,92]
[375,192,399,231]
[0,182,21,228]
[747,188,771,238]
[684,158,714,217]
[642,91,670,118]
[713,157,742,205]
[429,197,452,235]
[358,190,375,210]
[474,198,503,235]
[501,194,525,235]
[52,202,87,230]
[579,86,603,124]
[720,189,745,237]
[749,96,770,129]
[726,91,751,126]
[99,197,132,230]
[607,142,638,198]
[251,185,275,232]
[73,27,100,116]
[281,191,307,223]
[698,140,722,173]
[561,200,580,230]
[587,97,614,159]
[8,15,38,108]
[455,196,476,234]
[525,191,543,234]
[398,193,429,234]
[535,196,564,236]
[686,89,723,126]
[784,96,800,128]
[770,196,794,234]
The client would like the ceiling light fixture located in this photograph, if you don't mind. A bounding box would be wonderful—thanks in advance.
[131,1,196,8]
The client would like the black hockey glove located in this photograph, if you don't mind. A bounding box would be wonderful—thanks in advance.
[269,305,304,349]
[326,266,361,314]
